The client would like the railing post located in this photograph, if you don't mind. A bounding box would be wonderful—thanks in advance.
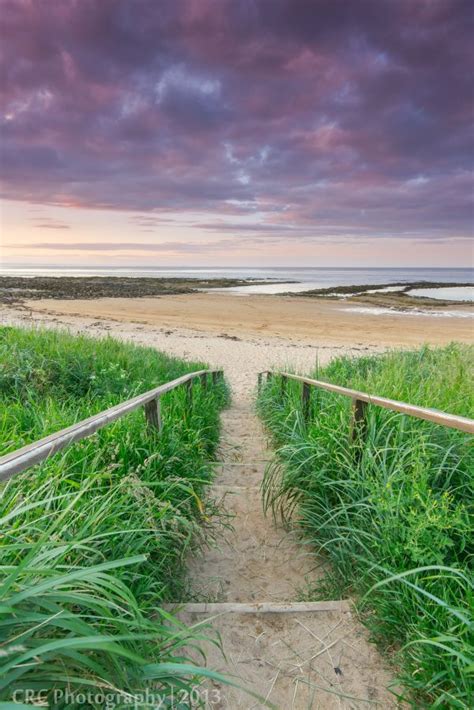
[144,396,162,432]
[302,382,311,421]
[350,398,368,444]
[267,372,273,385]
[212,371,219,386]
[281,374,287,398]
[186,379,193,409]
[257,372,262,392]
[200,372,208,391]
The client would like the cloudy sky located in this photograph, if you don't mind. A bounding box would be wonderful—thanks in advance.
[1,0,473,267]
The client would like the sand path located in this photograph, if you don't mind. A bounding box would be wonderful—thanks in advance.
[188,400,327,603]
[179,388,400,708]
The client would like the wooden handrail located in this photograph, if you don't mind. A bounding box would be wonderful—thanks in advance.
[0,369,224,482]
[258,371,474,435]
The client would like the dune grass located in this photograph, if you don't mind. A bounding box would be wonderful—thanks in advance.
[258,343,474,708]
[0,326,230,706]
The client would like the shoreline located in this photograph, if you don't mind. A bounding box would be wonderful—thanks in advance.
[1,274,472,309]
[286,280,473,309]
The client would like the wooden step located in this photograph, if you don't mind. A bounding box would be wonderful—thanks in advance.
[164,600,350,614]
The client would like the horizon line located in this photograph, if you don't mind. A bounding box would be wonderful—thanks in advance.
[1,264,473,271]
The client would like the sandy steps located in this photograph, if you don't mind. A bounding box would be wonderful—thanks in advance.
[179,401,400,708]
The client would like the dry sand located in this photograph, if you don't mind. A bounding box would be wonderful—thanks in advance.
[6,293,472,398]
[26,292,474,349]
[1,295,471,708]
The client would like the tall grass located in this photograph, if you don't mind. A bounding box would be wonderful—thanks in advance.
[258,343,474,708]
[0,326,230,706]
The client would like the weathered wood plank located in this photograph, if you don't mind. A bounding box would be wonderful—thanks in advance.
[349,397,368,445]
[144,397,162,432]
[164,600,351,614]
[185,379,193,408]
[258,371,474,434]
[302,381,311,421]
[0,369,223,481]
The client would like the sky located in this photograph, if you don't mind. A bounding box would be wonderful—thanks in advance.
[1,0,473,268]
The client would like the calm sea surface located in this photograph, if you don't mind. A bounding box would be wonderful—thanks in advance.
[1,266,473,300]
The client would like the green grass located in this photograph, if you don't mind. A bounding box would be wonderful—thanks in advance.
[0,326,230,706]
[258,343,474,708]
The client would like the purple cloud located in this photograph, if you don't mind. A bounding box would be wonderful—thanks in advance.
[1,0,473,241]
[30,215,70,230]
[12,239,248,253]
[33,223,70,230]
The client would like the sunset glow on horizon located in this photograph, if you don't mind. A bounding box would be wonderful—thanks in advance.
[1,0,473,268]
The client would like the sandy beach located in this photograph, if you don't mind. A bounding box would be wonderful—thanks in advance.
[27,293,474,343]
[2,293,472,398]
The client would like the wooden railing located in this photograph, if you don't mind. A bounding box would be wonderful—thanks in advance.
[0,369,224,482]
[258,371,474,439]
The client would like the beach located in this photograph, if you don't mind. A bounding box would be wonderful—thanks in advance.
[2,292,472,398]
